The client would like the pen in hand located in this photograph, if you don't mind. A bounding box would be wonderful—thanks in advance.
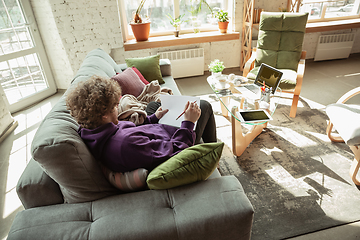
[176,100,197,120]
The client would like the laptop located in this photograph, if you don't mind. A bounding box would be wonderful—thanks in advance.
[235,63,283,99]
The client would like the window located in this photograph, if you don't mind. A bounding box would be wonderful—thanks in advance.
[0,0,56,113]
[119,0,228,41]
[299,0,360,22]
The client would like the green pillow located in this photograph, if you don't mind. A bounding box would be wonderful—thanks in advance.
[125,55,165,84]
[147,142,224,190]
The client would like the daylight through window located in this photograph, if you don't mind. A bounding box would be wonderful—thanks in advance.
[120,0,228,40]
[299,0,360,22]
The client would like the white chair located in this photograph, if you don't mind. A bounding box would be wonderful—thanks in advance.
[326,87,360,185]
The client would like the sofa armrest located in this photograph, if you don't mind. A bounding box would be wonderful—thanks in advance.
[159,59,172,76]
[16,158,64,209]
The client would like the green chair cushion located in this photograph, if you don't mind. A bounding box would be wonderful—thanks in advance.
[147,142,224,190]
[255,12,308,71]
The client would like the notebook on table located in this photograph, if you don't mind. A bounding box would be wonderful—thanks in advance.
[235,63,283,99]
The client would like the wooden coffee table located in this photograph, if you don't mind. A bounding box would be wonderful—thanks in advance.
[207,74,281,157]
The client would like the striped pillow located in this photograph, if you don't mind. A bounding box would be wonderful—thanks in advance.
[101,165,148,192]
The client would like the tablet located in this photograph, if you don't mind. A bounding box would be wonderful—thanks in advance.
[236,109,272,123]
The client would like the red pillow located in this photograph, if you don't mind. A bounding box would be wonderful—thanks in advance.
[111,68,145,97]
[132,67,149,85]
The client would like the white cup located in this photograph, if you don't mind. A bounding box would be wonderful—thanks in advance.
[219,79,227,88]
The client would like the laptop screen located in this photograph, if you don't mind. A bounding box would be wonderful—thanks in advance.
[254,63,283,94]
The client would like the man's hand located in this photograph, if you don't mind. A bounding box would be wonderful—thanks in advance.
[155,107,169,120]
[183,101,201,123]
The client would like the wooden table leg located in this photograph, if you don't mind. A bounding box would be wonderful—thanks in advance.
[231,106,267,157]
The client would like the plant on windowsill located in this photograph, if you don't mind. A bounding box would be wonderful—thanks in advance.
[130,0,151,42]
[189,0,213,33]
[167,13,188,37]
[214,9,229,33]
[208,59,225,78]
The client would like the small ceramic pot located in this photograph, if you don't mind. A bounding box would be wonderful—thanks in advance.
[212,72,222,79]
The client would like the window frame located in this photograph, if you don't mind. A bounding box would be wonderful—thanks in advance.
[118,0,232,42]
[0,0,57,113]
[300,0,360,23]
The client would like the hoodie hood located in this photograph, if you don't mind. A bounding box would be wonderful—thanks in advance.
[78,122,118,161]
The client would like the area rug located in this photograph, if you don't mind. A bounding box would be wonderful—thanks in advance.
[201,94,360,240]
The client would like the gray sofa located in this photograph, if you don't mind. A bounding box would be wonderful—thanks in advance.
[7,48,254,240]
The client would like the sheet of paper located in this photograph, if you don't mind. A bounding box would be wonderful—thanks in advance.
[159,95,200,128]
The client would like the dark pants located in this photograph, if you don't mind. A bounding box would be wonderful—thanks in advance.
[146,100,217,144]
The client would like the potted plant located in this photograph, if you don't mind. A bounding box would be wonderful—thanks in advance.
[188,0,213,33]
[167,13,188,37]
[208,59,225,78]
[130,0,151,41]
[214,9,229,33]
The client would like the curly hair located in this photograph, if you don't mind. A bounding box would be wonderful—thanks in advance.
[66,75,122,129]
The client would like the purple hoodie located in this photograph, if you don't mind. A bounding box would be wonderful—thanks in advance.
[79,113,196,172]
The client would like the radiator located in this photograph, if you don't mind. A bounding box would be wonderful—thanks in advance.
[158,48,204,78]
[314,33,355,61]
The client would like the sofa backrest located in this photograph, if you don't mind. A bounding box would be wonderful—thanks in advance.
[31,48,122,203]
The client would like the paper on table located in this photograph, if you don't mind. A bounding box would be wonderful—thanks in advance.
[159,95,200,128]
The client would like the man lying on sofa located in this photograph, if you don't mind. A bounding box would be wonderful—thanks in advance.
[66,75,217,173]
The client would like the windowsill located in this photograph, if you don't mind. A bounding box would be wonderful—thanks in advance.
[123,31,240,51]
[123,19,360,51]
[306,18,360,33]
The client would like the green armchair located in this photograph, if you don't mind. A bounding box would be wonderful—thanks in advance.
[243,12,309,118]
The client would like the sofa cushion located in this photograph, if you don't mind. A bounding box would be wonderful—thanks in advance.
[147,142,224,190]
[132,67,149,84]
[111,68,145,97]
[72,48,122,84]
[8,176,254,240]
[125,55,165,84]
[31,49,120,204]
[16,158,64,209]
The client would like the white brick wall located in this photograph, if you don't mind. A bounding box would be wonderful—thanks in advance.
[49,0,123,69]
[31,0,123,89]
[30,0,73,89]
